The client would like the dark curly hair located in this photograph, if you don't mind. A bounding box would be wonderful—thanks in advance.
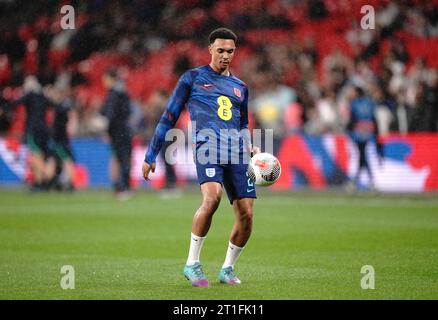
[208,28,237,46]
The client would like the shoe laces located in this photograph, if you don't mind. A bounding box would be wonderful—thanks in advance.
[223,267,237,279]
[192,264,205,279]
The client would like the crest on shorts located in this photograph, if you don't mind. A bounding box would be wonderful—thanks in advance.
[233,87,241,98]
[205,168,216,177]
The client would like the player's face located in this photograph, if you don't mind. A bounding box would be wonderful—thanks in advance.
[209,39,236,72]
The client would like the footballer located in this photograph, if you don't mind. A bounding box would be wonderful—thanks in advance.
[143,28,259,287]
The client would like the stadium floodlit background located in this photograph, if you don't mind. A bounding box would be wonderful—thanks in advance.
[0,0,438,300]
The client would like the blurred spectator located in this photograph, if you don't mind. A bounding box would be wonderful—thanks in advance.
[7,76,57,191]
[347,86,381,190]
[252,73,296,153]
[46,84,77,192]
[314,87,339,134]
[100,68,132,198]
[370,84,395,135]
[135,89,169,144]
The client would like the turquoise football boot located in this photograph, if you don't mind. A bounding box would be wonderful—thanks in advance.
[183,262,209,287]
[219,266,241,285]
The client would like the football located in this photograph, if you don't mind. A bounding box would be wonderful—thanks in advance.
[247,152,282,186]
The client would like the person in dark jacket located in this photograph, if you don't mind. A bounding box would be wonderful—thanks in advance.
[8,76,57,191]
[46,85,76,192]
[100,69,132,197]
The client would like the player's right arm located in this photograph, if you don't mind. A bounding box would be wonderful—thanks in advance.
[142,71,193,181]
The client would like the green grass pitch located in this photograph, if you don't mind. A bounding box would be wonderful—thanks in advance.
[0,188,437,299]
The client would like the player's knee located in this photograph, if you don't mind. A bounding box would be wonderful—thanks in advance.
[237,207,253,226]
[202,194,221,213]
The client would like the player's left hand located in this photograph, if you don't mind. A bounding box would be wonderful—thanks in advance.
[142,162,156,181]
[251,146,261,157]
